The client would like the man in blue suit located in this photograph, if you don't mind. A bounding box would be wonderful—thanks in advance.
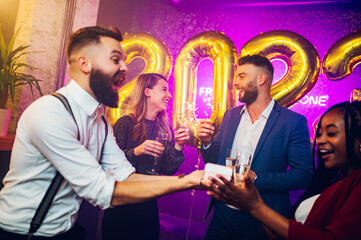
[197,55,313,240]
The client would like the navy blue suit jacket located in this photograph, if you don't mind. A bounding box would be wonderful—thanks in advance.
[202,101,313,215]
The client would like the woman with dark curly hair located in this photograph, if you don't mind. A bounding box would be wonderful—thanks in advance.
[208,101,361,240]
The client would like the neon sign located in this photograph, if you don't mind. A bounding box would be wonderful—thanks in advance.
[299,95,329,106]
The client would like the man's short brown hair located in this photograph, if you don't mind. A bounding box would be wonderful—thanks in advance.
[238,55,274,82]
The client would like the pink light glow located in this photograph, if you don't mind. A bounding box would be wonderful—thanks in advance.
[271,59,288,84]
[227,1,350,7]
[196,58,214,119]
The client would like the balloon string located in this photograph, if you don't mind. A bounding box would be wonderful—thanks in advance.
[186,190,195,240]
[186,143,201,240]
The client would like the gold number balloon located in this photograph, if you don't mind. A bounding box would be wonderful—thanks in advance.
[322,31,361,81]
[107,32,173,125]
[173,31,237,147]
[351,89,361,102]
[240,30,320,107]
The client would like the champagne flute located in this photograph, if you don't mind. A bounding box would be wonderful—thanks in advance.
[235,151,252,186]
[225,148,241,210]
[225,148,240,181]
[147,131,169,175]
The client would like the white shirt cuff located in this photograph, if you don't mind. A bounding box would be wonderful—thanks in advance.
[203,142,212,149]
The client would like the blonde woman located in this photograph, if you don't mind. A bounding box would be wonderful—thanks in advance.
[102,73,189,240]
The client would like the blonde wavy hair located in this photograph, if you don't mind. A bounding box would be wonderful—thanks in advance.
[128,73,171,142]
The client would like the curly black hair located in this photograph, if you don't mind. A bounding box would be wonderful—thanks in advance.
[289,101,361,218]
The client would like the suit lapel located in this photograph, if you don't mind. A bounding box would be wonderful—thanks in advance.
[226,106,244,148]
[218,106,243,165]
[252,102,281,162]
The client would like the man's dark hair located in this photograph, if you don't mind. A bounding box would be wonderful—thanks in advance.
[67,26,123,63]
[238,55,274,80]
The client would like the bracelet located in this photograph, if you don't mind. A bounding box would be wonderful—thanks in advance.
[178,174,185,179]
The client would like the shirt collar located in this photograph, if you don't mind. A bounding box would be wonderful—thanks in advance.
[68,80,105,117]
[261,99,275,119]
[240,98,275,120]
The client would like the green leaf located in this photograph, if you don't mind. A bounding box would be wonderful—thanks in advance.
[7,27,21,56]
[8,45,29,61]
[0,25,43,105]
[9,74,15,102]
[0,71,5,93]
[0,26,7,69]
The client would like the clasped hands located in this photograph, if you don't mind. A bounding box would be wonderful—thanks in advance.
[206,174,263,212]
[188,170,262,214]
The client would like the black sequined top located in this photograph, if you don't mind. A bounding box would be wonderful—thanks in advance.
[113,115,184,175]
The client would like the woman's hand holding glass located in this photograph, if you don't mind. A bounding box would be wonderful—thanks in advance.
[146,132,169,175]
[134,139,165,157]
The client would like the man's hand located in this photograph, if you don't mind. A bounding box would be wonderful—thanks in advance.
[247,170,257,183]
[134,140,165,157]
[196,119,214,146]
[111,170,211,206]
[185,170,212,190]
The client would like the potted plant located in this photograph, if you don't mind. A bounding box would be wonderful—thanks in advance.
[0,26,42,136]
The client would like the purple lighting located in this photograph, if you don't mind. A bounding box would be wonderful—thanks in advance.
[97,0,361,238]
[195,58,214,119]
[227,1,352,7]
[271,59,288,84]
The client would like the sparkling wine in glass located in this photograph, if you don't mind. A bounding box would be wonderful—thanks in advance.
[225,148,241,209]
[225,148,240,181]
[155,133,168,146]
[147,132,169,175]
[235,151,252,186]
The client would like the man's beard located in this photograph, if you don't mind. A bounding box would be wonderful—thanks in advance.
[238,81,258,105]
[89,68,121,108]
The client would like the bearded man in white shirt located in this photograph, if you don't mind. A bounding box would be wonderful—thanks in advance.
[0,26,208,239]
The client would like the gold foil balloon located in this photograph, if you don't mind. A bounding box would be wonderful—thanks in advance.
[240,30,320,107]
[351,88,361,102]
[173,31,237,147]
[323,31,361,81]
[311,114,322,144]
[107,32,173,125]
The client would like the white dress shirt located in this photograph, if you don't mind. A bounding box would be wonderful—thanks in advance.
[230,99,275,166]
[295,194,320,224]
[0,80,135,236]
